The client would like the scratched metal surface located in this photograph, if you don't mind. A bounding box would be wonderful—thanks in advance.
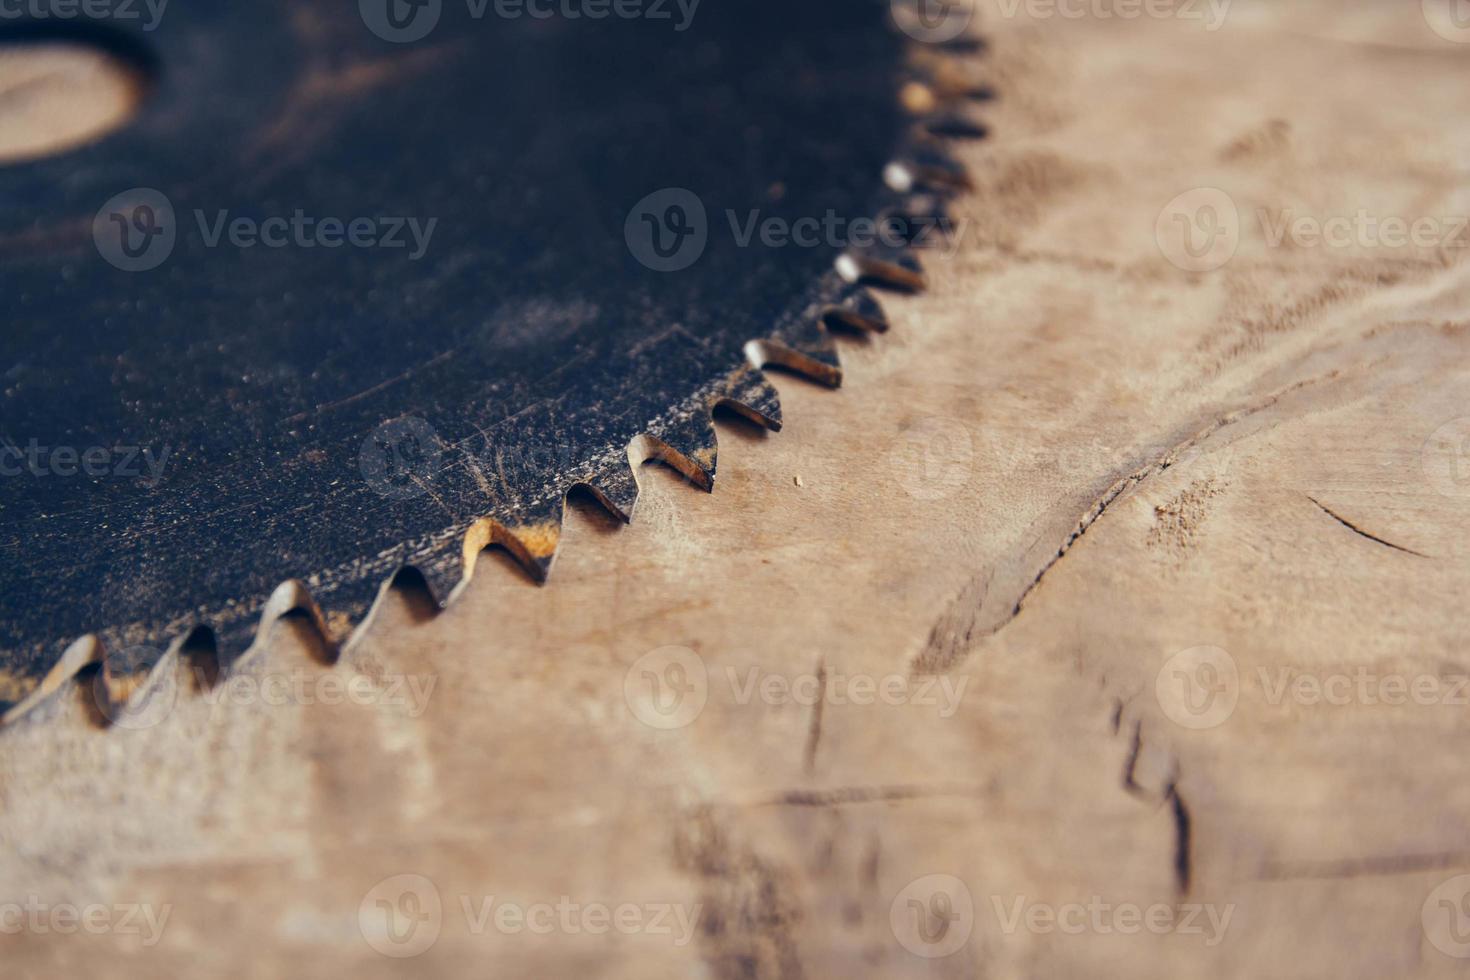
[0,0,970,713]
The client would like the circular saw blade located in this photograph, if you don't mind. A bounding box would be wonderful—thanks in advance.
[0,0,980,718]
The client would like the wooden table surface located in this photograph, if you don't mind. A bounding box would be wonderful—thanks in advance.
[3,2,1470,976]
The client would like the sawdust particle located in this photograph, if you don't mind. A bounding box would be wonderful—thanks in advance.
[1146,478,1225,562]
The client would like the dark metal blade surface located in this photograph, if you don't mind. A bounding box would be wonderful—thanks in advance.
[0,0,978,716]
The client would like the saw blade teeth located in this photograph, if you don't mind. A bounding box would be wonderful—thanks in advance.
[579,464,641,524]
[906,43,993,96]
[464,498,565,585]
[835,246,927,293]
[824,287,890,334]
[0,635,98,725]
[874,194,961,254]
[885,151,972,194]
[300,573,394,650]
[744,336,842,389]
[901,72,993,108]
[206,605,273,666]
[409,548,465,607]
[0,22,993,726]
[713,366,783,431]
[632,411,720,492]
[99,641,167,706]
[916,111,988,143]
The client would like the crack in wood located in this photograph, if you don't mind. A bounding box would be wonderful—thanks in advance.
[802,657,827,775]
[1259,851,1470,881]
[1306,495,1430,559]
[913,371,1344,675]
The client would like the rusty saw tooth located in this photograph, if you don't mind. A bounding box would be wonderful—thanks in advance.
[293,571,396,652]
[89,643,187,730]
[578,464,641,525]
[915,109,990,143]
[835,245,928,293]
[899,75,993,112]
[824,287,891,334]
[631,411,721,493]
[97,639,166,706]
[872,192,958,253]
[463,497,566,586]
[904,46,994,102]
[403,546,468,609]
[0,636,97,726]
[885,150,973,194]
[711,366,783,432]
[748,275,905,386]
[745,335,843,390]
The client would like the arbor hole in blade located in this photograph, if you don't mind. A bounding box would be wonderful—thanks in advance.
[0,21,157,164]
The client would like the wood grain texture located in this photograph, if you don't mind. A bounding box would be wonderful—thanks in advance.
[3,2,1470,977]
